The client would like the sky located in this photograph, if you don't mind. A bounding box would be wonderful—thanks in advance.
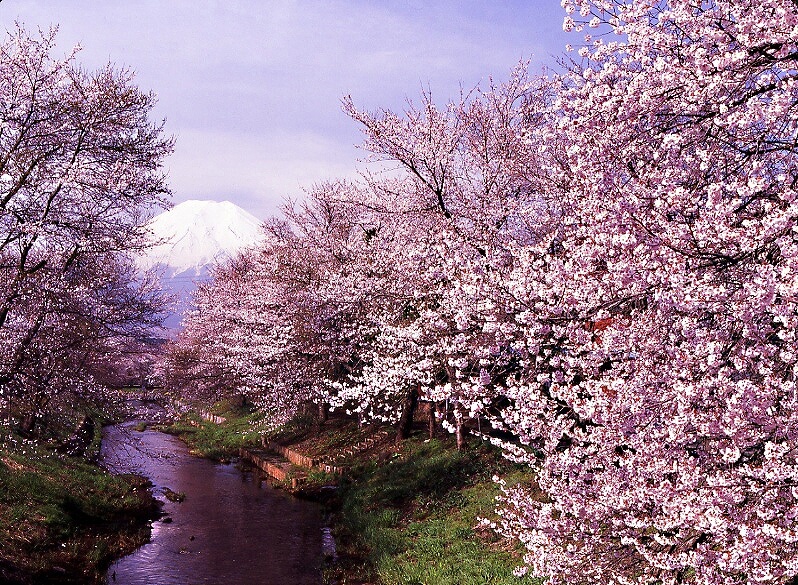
[0,1,571,220]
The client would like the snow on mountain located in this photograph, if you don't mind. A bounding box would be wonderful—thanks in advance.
[139,199,263,330]
[140,199,263,277]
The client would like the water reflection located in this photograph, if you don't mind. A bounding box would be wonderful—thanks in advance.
[101,424,322,585]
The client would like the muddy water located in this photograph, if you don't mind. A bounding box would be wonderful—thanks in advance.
[100,424,323,585]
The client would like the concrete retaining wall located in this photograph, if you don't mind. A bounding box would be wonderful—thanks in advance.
[198,410,226,424]
[260,440,345,476]
[266,442,317,468]
[239,448,293,483]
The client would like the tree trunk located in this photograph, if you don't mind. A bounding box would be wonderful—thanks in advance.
[428,401,437,439]
[395,384,420,444]
[454,404,466,451]
[58,416,95,457]
[18,411,36,437]
[318,401,329,423]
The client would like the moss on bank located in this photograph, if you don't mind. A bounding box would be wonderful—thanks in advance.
[0,431,158,584]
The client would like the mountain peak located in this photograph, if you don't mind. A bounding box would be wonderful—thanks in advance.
[140,199,262,277]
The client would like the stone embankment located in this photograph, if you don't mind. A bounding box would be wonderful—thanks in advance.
[197,410,226,424]
[239,427,393,486]
[238,448,298,485]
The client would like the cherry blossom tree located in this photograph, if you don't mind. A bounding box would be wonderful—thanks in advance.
[164,4,798,582]
[166,182,390,426]
[340,67,559,446]
[164,253,278,410]
[0,25,172,431]
[491,2,798,584]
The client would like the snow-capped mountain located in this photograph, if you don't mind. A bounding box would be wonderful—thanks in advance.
[139,199,263,329]
[140,199,263,277]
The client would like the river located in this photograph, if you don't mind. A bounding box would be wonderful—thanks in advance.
[100,423,324,585]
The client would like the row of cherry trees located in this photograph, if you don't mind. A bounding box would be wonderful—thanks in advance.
[0,25,172,434]
[168,1,798,583]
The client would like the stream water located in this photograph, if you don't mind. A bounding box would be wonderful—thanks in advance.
[100,423,324,585]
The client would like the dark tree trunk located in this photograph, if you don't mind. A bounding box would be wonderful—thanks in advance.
[395,384,420,444]
[318,402,329,423]
[18,412,36,437]
[58,416,95,457]
[428,401,437,440]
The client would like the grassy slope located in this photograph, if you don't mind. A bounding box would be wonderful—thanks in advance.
[0,433,157,584]
[330,436,540,585]
[161,400,269,460]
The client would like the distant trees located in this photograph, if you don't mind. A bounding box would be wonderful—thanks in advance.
[166,181,386,425]
[0,25,172,433]
[165,1,798,583]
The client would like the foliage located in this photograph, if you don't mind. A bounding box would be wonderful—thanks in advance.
[0,24,172,435]
[490,3,798,584]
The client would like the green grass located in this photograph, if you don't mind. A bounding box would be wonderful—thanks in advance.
[164,400,270,460]
[0,428,157,583]
[331,437,541,585]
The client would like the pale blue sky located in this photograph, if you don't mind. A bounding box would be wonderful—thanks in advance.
[1,1,570,219]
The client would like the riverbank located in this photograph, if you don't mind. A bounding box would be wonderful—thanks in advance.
[167,405,541,585]
[0,429,159,584]
[324,435,540,585]
[158,397,269,461]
